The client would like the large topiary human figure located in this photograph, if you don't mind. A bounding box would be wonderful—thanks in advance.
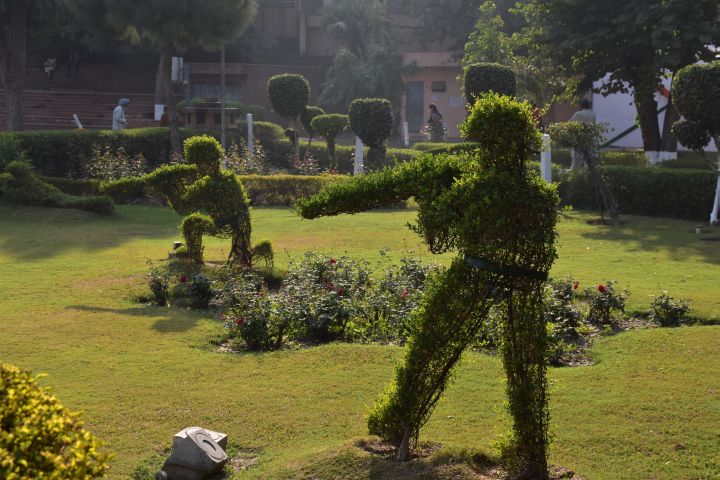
[311,114,350,169]
[103,135,256,266]
[671,62,720,225]
[349,98,394,171]
[298,93,558,478]
[464,62,516,104]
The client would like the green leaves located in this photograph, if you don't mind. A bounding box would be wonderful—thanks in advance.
[267,74,311,121]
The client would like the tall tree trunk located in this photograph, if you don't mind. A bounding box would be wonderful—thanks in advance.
[633,87,662,164]
[0,0,29,131]
[161,47,182,154]
[659,93,680,159]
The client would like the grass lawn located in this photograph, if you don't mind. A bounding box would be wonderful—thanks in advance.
[1,203,719,479]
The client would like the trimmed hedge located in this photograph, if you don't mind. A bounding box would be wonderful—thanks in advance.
[463,63,516,104]
[559,166,716,220]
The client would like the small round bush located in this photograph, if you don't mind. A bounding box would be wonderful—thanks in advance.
[311,114,350,167]
[461,92,540,163]
[267,74,311,121]
[0,363,110,479]
[301,105,326,138]
[348,98,394,171]
[180,212,215,263]
[648,293,691,327]
[673,62,720,130]
[183,135,223,176]
[464,62,516,104]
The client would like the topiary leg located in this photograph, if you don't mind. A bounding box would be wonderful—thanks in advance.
[367,257,503,460]
[180,213,215,263]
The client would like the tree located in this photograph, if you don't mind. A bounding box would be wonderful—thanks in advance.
[311,114,349,169]
[521,0,719,161]
[67,0,258,153]
[319,0,408,113]
[267,74,310,159]
[671,62,720,225]
[349,98,394,171]
[0,0,66,131]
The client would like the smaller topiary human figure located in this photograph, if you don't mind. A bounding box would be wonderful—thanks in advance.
[671,61,720,225]
[104,135,257,266]
[349,98,394,171]
[311,114,350,169]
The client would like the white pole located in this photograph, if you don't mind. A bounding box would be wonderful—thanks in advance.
[403,121,410,147]
[246,113,254,168]
[541,134,552,182]
[711,146,720,225]
[354,136,364,176]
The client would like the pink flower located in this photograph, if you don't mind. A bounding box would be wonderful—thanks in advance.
[329,258,337,265]
[235,317,245,327]
[572,281,579,290]
[597,284,607,294]
[179,275,188,283]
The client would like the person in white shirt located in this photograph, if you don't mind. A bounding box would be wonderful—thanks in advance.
[569,98,596,169]
[112,98,130,130]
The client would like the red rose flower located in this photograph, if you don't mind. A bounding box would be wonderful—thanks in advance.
[329,258,337,265]
[179,275,188,283]
[337,287,345,295]
[572,281,579,290]
[401,289,410,299]
[235,317,245,327]
[256,290,265,297]
[597,284,607,293]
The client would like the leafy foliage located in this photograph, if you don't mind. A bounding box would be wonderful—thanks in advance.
[180,212,215,263]
[648,293,692,327]
[585,281,627,325]
[671,62,720,150]
[311,114,350,168]
[0,161,114,215]
[463,62,516,104]
[349,98,394,171]
[301,105,326,139]
[0,363,110,479]
[267,74,310,121]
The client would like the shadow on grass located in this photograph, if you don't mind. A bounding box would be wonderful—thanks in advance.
[0,203,180,261]
[576,215,720,265]
[67,304,206,333]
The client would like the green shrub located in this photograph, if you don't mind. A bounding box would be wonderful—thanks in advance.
[301,105,326,138]
[0,363,110,479]
[243,104,267,121]
[239,174,350,206]
[42,176,102,196]
[585,281,627,325]
[267,74,310,122]
[559,166,716,220]
[671,62,720,152]
[251,239,274,268]
[99,176,149,204]
[184,135,223,176]
[180,213,215,263]
[311,114,350,168]
[648,293,692,327]
[463,62,516,104]
[0,133,23,171]
[187,273,215,309]
[0,161,114,215]
[411,142,459,152]
[147,263,171,306]
[349,98,394,171]
[600,151,647,167]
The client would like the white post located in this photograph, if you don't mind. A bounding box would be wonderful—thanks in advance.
[711,145,720,225]
[246,113,254,168]
[541,134,552,182]
[354,136,364,176]
[403,121,410,147]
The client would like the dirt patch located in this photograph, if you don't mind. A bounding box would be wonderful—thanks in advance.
[356,438,442,459]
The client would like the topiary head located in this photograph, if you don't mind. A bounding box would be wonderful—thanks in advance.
[461,93,540,169]
[348,98,394,147]
[184,135,223,176]
[463,63,516,106]
[301,105,326,138]
[672,62,720,149]
[311,114,350,140]
[267,74,311,121]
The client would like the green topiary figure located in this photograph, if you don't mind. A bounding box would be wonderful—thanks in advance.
[311,114,350,169]
[0,363,110,479]
[298,93,558,479]
[104,135,259,266]
[349,98,394,171]
[268,74,311,160]
[464,62,516,104]
[671,62,720,225]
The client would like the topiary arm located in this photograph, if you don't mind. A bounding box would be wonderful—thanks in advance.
[296,153,463,219]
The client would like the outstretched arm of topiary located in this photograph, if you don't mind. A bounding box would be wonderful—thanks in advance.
[296,153,463,219]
